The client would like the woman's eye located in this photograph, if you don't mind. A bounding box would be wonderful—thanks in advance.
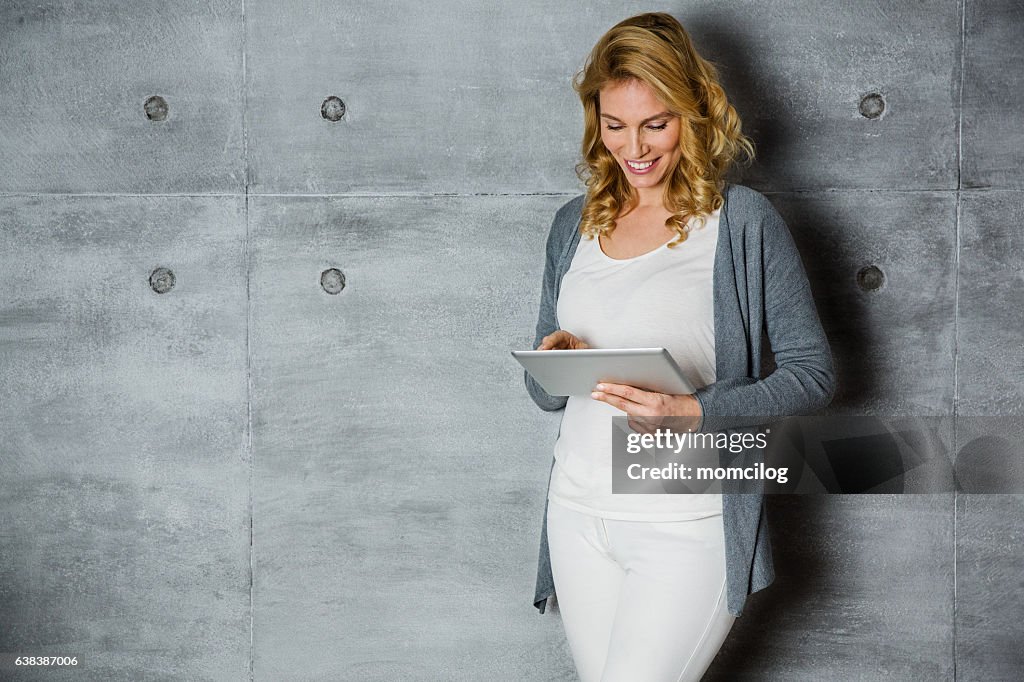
[604,123,667,131]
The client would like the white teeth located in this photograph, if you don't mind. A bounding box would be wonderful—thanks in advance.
[627,159,654,169]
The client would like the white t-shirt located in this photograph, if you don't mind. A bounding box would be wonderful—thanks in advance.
[548,208,724,520]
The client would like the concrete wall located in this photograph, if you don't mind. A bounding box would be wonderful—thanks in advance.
[1,1,1020,679]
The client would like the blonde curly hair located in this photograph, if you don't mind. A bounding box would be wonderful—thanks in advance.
[573,12,755,246]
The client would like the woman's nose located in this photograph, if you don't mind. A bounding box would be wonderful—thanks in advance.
[624,130,646,158]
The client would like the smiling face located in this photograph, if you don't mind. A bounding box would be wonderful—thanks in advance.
[598,79,682,203]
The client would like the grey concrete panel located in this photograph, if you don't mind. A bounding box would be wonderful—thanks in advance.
[962,1,1024,189]
[708,495,954,681]
[954,495,1024,681]
[245,2,959,194]
[0,196,250,680]
[244,2,583,194]
[686,4,962,193]
[249,195,574,680]
[955,190,1024,680]
[957,191,1024,415]
[0,1,244,193]
[767,191,957,415]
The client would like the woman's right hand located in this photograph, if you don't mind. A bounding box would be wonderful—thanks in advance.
[536,330,590,351]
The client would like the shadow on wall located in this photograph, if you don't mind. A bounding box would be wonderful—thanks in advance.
[669,16,879,679]
[683,16,876,409]
[786,197,876,409]
[707,497,834,679]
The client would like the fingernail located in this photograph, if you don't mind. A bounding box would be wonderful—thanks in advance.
[595,383,605,390]
[591,391,600,398]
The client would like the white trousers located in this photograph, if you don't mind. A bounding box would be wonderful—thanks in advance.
[546,498,736,682]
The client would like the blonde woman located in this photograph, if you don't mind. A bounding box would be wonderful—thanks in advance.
[525,12,836,681]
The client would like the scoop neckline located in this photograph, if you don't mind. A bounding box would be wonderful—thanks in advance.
[596,233,675,262]
[594,207,721,263]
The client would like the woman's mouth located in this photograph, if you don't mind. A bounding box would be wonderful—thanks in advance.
[624,157,660,175]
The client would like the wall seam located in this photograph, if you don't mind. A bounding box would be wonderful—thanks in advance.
[953,0,968,679]
[241,0,254,678]
[3,188,1015,199]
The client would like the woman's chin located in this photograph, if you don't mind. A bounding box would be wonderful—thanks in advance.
[624,175,664,190]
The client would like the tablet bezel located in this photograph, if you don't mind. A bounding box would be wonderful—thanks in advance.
[512,347,696,397]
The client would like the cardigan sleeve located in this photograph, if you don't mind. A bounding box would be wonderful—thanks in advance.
[524,208,569,412]
[693,199,836,426]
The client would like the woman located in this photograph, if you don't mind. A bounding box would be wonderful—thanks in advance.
[524,12,836,682]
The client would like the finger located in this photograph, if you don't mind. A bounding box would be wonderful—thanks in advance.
[537,331,562,350]
[594,382,652,408]
[628,416,658,436]
[566,333,584,350]
[591,389,642,414]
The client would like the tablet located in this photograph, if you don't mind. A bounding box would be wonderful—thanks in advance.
[512,347,696,397]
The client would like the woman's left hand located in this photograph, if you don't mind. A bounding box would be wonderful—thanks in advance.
[590,382,702,434]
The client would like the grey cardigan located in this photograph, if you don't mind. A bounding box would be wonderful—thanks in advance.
[526,182,837,618]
